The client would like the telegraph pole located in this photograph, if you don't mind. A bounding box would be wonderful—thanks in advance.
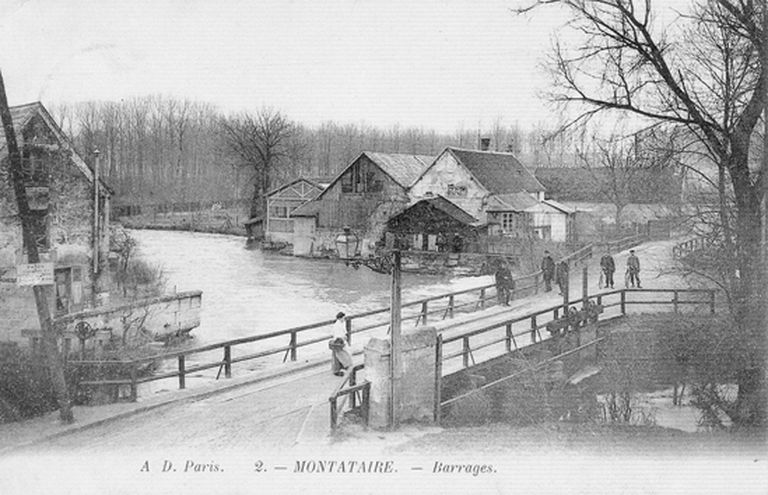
[0,70,73,423]
[390,250,402,429]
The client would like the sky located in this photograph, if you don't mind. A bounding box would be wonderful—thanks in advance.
[0,0,684,134]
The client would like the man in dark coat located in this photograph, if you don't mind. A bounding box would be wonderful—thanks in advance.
[600,250,616,288]
[495,261,515,306]
[556,260,569,296]
[541,250,556,292]
[627,249,641,288]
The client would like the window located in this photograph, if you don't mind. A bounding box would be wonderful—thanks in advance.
[342,162,380,194]
[446,184,468,198]
[271,206,288,218]
[501,213,517,232]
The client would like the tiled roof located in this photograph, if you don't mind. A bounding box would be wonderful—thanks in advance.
[485,192,539,212]
[0,102,45,152]
[411,196,479,225]
[364,152,434,188]
[447,147,544,195]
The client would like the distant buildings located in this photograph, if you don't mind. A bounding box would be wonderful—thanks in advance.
[0,102,112,345]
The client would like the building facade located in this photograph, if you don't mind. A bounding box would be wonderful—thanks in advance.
[0,102,111,345]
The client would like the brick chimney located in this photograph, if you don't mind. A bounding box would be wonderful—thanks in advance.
[479,137,491,151]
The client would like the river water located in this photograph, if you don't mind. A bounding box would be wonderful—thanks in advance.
[131,229,490,348]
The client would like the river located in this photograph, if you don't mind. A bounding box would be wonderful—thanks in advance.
[131,229,491,347]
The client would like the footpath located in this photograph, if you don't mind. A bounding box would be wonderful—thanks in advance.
[0,238,683,454]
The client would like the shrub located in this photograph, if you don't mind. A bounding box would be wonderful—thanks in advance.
[0,345,58,422]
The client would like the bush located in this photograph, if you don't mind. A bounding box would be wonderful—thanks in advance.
[0,345,58,422]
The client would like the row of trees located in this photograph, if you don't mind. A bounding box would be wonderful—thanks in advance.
[53,97,624,218]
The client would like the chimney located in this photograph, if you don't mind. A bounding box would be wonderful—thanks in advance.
[479,137,491,151]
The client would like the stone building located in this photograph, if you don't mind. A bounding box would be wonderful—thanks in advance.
[0,102,111,345]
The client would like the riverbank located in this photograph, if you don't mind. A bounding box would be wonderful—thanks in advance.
[118,208,248,237]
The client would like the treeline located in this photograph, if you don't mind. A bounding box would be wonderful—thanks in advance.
[52,96,593,211]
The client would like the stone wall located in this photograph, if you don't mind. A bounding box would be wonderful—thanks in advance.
[24,290,203,356]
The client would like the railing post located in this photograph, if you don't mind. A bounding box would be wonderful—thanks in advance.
[530,315,537,343]
[421,301,428,326]
[505,323,512,352]
[129,363,138,402]
[290,331,297,361]
[479,288,486,309]
[350,369,357,410]
[178,355,186,389]
[330,397,338,433]
[345,318,352,346]
[462,337,470,368]
[434,335,443,424]
[534,272,540,294]
[673,290,679,313]
[362,384,371,428]
[554,308,559,320]
[709,291,716,314]
[620,290,626,315]
[224,345,232,378]
[448,295,455,319]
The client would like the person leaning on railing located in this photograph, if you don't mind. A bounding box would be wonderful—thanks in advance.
[329,312,352,376]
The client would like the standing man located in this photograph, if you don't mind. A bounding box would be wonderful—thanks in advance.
[541,250,556,292]
[495,261,515,306]
[556,260,569,296]
[627,249,641,288]
[600,250,616,289]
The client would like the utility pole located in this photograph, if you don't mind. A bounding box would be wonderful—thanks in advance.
[390,250,402,429]
[92,149,100,306]
[0,70,73,423]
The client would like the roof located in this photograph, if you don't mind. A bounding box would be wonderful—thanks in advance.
[403,195,479,225]
[441,147,544,195]
[291,151,434,217]
[485,192,539,212]
[1,101,112,194]
[267,177,325,197]
[364,152,434,188]
[542,199,575,214]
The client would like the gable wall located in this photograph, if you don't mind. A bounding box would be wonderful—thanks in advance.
[409,152,489,222]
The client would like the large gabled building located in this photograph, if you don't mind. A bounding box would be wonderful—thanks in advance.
[291,151,433,256]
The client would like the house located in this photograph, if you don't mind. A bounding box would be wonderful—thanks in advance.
[407,146,580,242]
[0,101,112,345]
[262,177,326,243]
[291,152,433,256]
[385,196,480,252]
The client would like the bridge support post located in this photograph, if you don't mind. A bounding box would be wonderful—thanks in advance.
[620,291,626,315]
[421,301,428,326]
[129,364,138,402]
[364,326,438,429]
[434,335,443,424]
[448,295,454,319]
[530,316,537,343]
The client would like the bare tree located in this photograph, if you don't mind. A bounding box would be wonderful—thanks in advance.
[523,0,765,425]
[221,108,295,219]
[577,131,676,229]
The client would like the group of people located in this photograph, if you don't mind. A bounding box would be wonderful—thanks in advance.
[540,248,642,293]
[598,249,641,289]
[540,251,569,295]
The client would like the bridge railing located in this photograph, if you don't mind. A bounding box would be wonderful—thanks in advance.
[438,287,716,375]
[434,287,716,424]
[67,233,649,401]
[329,364,370,433]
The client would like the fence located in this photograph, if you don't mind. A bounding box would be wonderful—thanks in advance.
[329,364,370,433]
[434,287,717,423]
[672,237,710,260]
[67,232,651,401]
